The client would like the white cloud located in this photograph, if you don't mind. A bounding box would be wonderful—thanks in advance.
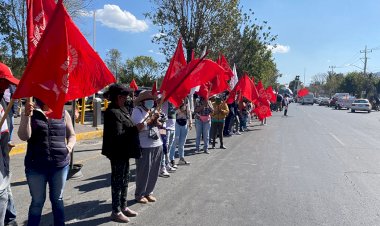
[148,49,163,55]
[84,5,148,32]
[267,44,290,54]
[151,33,166,39]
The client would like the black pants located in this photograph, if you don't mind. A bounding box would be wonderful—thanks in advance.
[110,159,130,213]
[211,121,224,147]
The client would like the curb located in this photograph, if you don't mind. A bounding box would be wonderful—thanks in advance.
[9,129,104,157]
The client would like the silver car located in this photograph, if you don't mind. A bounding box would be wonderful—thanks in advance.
[350,99,371,113]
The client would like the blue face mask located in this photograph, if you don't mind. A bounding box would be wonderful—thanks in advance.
[144,100,155,109]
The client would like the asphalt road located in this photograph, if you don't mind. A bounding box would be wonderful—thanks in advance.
[9,104,380,226]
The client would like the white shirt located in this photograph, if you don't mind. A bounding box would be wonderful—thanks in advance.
[131,106,163,148]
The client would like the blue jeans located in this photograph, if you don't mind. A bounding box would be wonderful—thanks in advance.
[170,123,189,160]
[5,185,16,224]
[26,165,69,226]
[0,187,8,225]
[195,119,211,151]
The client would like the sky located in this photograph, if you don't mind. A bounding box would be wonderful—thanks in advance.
[75,0,380,86]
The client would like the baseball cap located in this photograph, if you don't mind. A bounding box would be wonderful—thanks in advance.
[0,62,19,85]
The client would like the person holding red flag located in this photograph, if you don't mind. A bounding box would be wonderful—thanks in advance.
[18,98,76,226]
[131,91,162,204]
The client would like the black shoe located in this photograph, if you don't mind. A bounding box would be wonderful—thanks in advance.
[220,145,227,149]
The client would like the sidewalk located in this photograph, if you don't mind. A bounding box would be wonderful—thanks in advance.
[10,108,104,156]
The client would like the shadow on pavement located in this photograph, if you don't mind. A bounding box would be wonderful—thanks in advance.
[11,180,27,187]
[74,173,111,193]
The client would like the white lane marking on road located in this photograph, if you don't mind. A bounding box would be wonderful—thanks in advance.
[329,132,345,146]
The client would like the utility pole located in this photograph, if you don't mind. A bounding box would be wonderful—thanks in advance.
[360,45,372,76]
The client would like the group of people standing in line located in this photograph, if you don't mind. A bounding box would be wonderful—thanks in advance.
[0,60,291,225]
[101,83,276,223]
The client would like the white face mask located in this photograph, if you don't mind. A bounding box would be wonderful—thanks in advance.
[143,100,154,109]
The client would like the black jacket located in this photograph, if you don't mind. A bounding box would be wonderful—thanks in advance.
[102,104,141,160]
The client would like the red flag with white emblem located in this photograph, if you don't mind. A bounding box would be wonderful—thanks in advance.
[26,0,56,58]
[13,1,115,118]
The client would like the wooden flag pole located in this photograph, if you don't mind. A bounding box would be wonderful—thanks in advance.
[0,98,15,129]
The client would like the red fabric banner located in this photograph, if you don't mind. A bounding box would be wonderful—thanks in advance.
[130,79,139,91]
[164,59,225,107]
[254,100,272,121]
[298,88,309,97]
[26,0,56,58]
[160,38,186,94]
[226,74,258,104]
[13,1,115,118]
[217,54,234,79]
[151,81,157,96]
[265,86,277,103]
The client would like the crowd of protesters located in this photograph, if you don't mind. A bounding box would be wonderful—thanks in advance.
[0,60,285,225]
[99,83,274,223]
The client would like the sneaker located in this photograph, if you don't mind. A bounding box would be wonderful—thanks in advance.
[235,131,242,135]
[145,195,157,202]
[159,167,170,178]
[220,145,227,149]
[204,150,210,154]
[136,197,149,204]
[178,158,190,165]
[166,164,176,172]
[111,212,130,223]
[170,160,178,169]
[122,207,138,217]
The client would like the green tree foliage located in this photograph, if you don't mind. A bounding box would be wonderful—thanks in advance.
[147,0,241,62]
[124,56,161,87]
[105,49,122,82]
[147,0,278,87]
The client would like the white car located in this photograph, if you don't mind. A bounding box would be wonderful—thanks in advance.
[350,99,371,113]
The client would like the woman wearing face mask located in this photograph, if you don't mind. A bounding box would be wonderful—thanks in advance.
[102,84,144,223]
[131,90,163,204]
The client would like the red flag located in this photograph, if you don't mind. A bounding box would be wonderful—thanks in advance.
[151,81,157,96]
[13,1,116,118]
[298,88,309,97]
[265,86,277,103]
[160,38,186,93]
[254,100,272,121]
[226,74,258,104]
[218,54,234,79]
[197,68,230,99]
[164,59,225,107]
[130,79,139,91]
[196,82,211,100]
[256,80,265,98]
[26,0,56,58]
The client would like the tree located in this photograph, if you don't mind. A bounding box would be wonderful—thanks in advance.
[324,73,344,97]
[124,56,161,87]
[147,1,278,87]
[147,0,242,62]
[105,49,122,82]
[0,0,93,77]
